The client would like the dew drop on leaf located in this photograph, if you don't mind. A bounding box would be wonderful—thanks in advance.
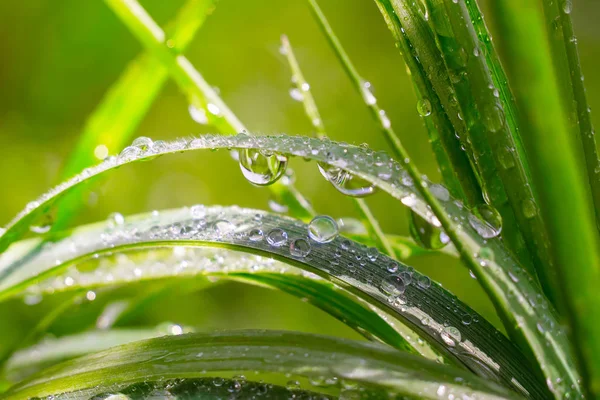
[380,274,406,296]
[317,163,375,197]
[188,104,208,124]
[248,228,264,242]
[468,204,502,239]
[409,210,450,250]
[239,149,288,186]
[308,216,339,243]
[190,205,206,220]
[107,212,125,229]
[417,98,432,116]
[131,136,153,151]
[522,198,538,219]
[118,146,142,163]
[290,238,311,257]
[212,220,235,236]
[267,228,288,247]
[289,88,304,102]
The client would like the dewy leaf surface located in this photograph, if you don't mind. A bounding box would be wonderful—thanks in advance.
[3,330,522,400]
[1,203,545,397]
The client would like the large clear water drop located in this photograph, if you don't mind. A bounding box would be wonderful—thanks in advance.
[308,216,339,243]
[409,210,450,250]
[468,204,502,239]
[239,149,288,186]
[318,163,375,197]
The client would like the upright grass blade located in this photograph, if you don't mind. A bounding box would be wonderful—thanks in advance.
[3,331,522,400]
[307,0,481,205]
[3,128,587,397]
[103,0,314,220]
[53,0,215,231]
[280,34,395,257]
[489,0,600,396]
[540,0,600,232]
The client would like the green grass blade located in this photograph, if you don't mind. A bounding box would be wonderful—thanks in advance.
[0,202,549,396]
[53,0,215,231]
[3,330,522,400]
[0,133,578,396]
[3,328,171,384]
[370,0,482,205]
[103,0,314,220]
[422,0,554,282]
[489,1,600,396]
[280,34,395,257]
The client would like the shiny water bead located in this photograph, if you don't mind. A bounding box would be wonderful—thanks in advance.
[190,205,206,220]
[290,238,311,258]
[430,184,450,201]
[267,228,288,247]
[188,104,208,124]
[468,204,502,239]
[131,136,153,151]
[409,210,450,250]
[248,228,264,242]
[118,146,142,163]
[107,212,125,229]
[308,216,339,243]
[522,198,538,219]
[440,326,462,347]
[367,247,379,261]
[239,149,288,186]
[380,275,406,296]
[212,220,235,236]
[417,98,432,116]
[289,88,304,102]
[318,163,375,197]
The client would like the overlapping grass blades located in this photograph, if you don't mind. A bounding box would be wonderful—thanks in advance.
[2,330,522,399]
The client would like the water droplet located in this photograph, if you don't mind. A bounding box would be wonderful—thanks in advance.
[318,163,375,197]
[417,98,432,116]
[417,275,431,289]
[498,146,515,169]
[132,136,153,151]
[290,238,311,257]
[190,205,206,219]
[308,216,339,243]
[430,183,450,201]
[380,275,406,296]
[212,220,235,236]
[86,291,96,301]
[440,326,461,347]
[289,88,304,102]
[367,247,379,261]
[482,103,505,133]
[468,204,502,239]
[118,146,142,163]
[248,228,264,241]
[360,81,377,105]
[562,0,572,14]
[207,103,221,116]
[409,211,450,250]
[107,212,125,229]
[240,149,288,186]
[267,228,288,246]
[189,105,208,124]
[522,199,538,219]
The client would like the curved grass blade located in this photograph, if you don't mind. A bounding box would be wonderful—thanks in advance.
[0,203,548,397]
[0,133,578,396]
[0,231,431,360]
[2,328,172,383]
[280,34,394,256]
[53,0,216,230]
[103,0,314,220]
[3,330,522,400]
[488,1,600,396]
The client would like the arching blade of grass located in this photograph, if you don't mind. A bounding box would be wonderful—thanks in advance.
[280,34,394,257]
[0,133,578,397]
[103,0,314,220]
[0,202,549,397]
[308,0,481,205]
[488,1,600,396]
[52,0,215,231]
[3,330,523,400]
[2,328,173,384]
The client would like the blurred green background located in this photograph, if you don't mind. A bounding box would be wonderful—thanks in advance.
[0,0,598,353]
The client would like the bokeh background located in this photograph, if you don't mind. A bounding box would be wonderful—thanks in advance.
[0,0,598,352]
